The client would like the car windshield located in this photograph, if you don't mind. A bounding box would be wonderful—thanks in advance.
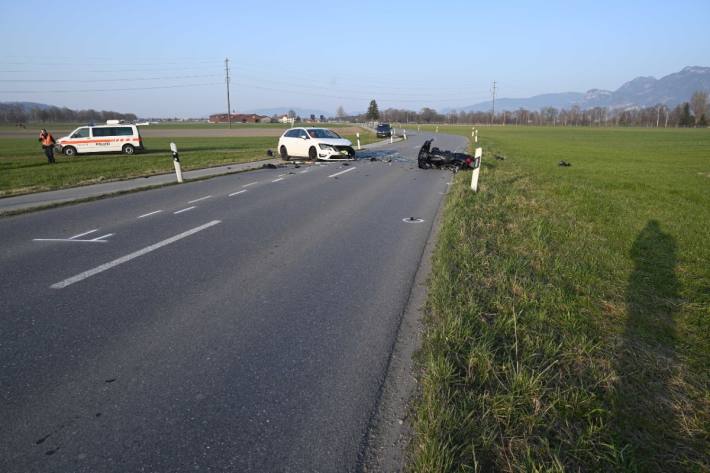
[377,124,390,130]
[307,129,341,139]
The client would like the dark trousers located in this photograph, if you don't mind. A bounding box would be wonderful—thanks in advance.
[43,146,55,163]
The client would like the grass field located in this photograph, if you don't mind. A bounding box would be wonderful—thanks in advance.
[0,128,376,196]
[411,126,709,472]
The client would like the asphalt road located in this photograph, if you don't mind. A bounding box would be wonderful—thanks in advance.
[0,132,468,472]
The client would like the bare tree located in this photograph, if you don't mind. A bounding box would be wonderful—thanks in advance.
[336,106,346,119]
[689,91,708,125]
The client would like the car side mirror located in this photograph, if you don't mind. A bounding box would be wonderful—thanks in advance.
[301,136,308,140]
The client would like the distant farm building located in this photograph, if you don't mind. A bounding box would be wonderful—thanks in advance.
[208,113,271,123]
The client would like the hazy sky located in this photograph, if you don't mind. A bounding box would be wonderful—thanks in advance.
[1,0,707,117]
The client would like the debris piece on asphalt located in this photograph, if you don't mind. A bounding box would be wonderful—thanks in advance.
[262,163,278,169]
[266,149,274,157]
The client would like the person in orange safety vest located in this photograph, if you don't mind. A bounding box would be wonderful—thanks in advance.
[38,129,56,164]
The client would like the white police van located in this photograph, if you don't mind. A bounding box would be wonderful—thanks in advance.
[57,120,144,156]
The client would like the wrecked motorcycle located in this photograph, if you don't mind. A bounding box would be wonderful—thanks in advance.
[417,139,478,171]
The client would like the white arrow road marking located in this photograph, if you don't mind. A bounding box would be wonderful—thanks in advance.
[91,233,114,241]
[328,167,356,178]
[34,228,112,243]
[50,220,222,289]
[69,229,98,239]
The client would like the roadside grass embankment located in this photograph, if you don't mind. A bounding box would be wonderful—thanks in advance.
[412,126,709,472]
[0,129,376,197]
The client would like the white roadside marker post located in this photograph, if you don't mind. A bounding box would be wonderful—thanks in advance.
[475,129,478,143]
[356,132,361,150]
[472,127,475,137]
[390,130,394,144]
[436,125,439,133]
[470,147,483,192]
[403,129,407,140]
[170,142,183,183]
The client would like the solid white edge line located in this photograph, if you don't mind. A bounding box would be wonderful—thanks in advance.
[69,229,98,239]
[229,190,247,197]
[188,195,212,204]
[50,220,222,289]
[174,206,196,214]
[137,210,163,219]
[328,167,357,178]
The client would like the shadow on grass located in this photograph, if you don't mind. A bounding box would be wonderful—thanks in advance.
[616,220,683,471]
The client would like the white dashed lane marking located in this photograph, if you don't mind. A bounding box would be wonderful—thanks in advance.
[174,206,196,214]
[137,210,163,219]
[328,167,356,178]
[188,195,212,204]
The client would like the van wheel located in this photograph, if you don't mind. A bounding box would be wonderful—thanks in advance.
[280,146,289,161]
[122,144,135,155]
[63,146,77,157]
[308,146,317,161]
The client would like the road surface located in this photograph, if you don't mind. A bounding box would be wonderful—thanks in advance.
[0,132,468,472]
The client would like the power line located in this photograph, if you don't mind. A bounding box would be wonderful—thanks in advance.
[0,74,222,83]
[0,83,222,94]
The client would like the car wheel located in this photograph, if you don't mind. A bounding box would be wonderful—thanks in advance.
[122,144,135,155]
[308,146,317,161]
[280,145,290,161]
[63,146,77,157]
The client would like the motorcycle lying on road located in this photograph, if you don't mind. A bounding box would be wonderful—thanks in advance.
[417,139,478,171]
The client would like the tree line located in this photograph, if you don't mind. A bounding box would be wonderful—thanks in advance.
[0,103,137,124]
[358,91,709,127]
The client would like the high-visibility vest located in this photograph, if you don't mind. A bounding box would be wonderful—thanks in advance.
[40,133,55,146]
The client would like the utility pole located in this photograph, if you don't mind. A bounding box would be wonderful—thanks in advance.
[225,57,232,129]
[491,80,497,125]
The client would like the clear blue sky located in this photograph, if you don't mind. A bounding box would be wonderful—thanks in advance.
[1,0,707,117]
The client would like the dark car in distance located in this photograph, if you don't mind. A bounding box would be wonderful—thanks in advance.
[376,123,392,138]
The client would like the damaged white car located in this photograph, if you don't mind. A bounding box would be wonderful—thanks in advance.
[278,127,355,161]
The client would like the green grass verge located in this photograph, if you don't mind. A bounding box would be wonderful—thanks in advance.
[0,130,376,197]
[412,126,709,472]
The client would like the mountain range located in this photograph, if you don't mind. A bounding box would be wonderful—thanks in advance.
[453,66,710,113]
